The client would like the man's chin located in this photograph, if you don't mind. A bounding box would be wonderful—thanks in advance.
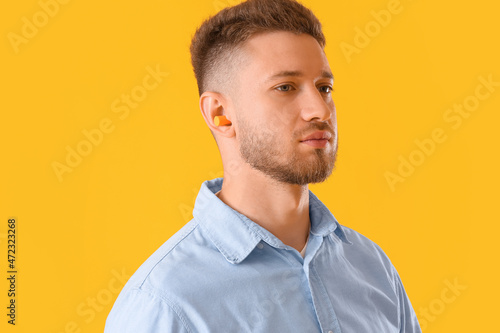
[274,165,335,186]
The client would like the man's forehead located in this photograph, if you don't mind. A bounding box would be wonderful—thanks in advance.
[235,31,332,80]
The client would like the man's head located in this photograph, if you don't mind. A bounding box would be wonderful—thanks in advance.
[190,0,326,97]
[190,0,337,185]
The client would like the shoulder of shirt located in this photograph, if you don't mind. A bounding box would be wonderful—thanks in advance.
[119,218,202,295]
[337,224,404,297]
[337,224,396,271]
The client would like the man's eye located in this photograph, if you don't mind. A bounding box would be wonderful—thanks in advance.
[319,85,333,94]
[276,84,293,92]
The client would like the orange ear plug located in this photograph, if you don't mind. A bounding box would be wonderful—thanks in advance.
[214,115,232,126]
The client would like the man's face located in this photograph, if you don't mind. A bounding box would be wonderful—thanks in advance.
[230,31,337,186]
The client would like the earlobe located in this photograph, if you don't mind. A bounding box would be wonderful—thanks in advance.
[200,91,234,137]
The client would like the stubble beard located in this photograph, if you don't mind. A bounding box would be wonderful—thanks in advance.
[238,116,338,186]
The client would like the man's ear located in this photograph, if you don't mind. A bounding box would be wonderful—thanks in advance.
[199,91,235,139]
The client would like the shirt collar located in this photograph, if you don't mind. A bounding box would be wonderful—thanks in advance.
[192,177,351,264]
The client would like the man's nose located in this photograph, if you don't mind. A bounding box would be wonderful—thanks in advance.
[299,86,333,123]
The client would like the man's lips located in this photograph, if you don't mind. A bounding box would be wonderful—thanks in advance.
[300,131,332,148]
[300,131,332,142]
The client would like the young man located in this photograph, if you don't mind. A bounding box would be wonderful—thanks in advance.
[105,0,422,332]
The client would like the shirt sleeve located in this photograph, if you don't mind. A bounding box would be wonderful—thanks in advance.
[104,287,191,333]
[392,267,422,333]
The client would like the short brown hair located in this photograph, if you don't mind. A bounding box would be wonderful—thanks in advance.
[189,0,326,96]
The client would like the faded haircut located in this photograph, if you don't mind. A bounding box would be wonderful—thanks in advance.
[189,0,326,97]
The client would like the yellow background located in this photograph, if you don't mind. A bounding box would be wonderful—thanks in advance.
[1,0,498,331]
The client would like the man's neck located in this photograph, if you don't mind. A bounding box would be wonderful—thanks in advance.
[215,168,310,253]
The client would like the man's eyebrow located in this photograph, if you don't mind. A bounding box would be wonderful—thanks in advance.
[263,70,334,84]
[321,70,334,81]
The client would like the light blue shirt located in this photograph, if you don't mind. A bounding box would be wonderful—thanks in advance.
[105,177,421,332]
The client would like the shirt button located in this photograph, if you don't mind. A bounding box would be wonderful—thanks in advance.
[257,243,264,249]
[328,331,334,333]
